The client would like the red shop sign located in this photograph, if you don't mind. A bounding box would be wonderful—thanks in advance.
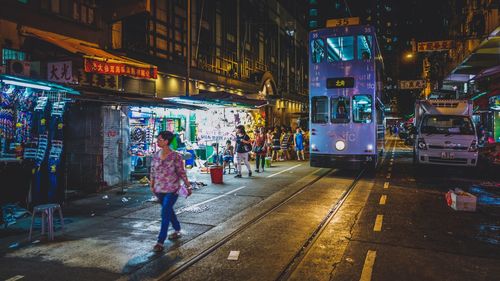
[84,58,157,79]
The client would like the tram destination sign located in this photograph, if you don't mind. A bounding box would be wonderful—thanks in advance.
[326,77,355,89]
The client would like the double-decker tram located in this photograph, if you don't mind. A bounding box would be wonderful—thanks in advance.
[309,20,385,169]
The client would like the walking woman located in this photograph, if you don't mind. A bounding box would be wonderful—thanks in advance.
[280,127,291,161]
[253,127,267,173]
[234,125,252,178]
[271,126,281,161]
[294,127,305,161]
[150,131,192,252]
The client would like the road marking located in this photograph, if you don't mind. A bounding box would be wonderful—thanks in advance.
[386,173,391,179]
[359,250,377,281]
[267,164,302,178]
[383,182,390,189]
[5,276,24,281]
[373,215,383,231]
[388,167,392,172]
[176,186,247,215]
[379,195,387,205]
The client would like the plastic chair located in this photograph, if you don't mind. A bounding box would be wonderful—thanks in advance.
[29,203,64,241]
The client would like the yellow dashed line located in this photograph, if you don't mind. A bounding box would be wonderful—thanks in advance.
[386,173,391,179]
[359,250,377,281]
[373,215,383,232]
[379,195,387,205]
[383,182,390,189]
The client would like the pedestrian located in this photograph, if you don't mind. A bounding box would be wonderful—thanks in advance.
[253,127,267,172]
[266,128,274,158]
[271,126,281,161]
[234,125,252,178]
[294,127,305,161]
[150,131,192,253]
[280,127,291,161]
[222,139,234,174]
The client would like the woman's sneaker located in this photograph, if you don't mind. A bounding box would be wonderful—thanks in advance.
[249,171,252,177]
[153,243,164,252]
[168,231,181,240]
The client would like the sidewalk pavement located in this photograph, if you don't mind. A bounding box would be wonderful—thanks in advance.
[0,161,297,281]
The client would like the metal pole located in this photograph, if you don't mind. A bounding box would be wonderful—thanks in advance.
[186,0,191,97]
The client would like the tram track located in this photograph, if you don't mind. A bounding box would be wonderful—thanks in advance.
[159,168,335,281]
[275,168,366,281]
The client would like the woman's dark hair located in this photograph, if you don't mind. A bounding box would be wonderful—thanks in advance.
[236,125,246,135]
[157,131,175,145]
[226,140,232,144]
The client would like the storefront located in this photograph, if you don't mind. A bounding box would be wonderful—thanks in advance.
[0,74,79,206]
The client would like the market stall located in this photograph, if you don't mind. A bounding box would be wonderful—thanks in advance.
[0,74,79,207]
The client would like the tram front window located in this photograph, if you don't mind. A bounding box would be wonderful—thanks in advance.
[312,96,329,123]
[331,96,350,123]
[326,36,354,62]
[358,35,373,60]
[353,95,372,123]
[311,38,325,63]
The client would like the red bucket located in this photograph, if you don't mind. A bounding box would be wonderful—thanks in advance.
[209,166,223,184]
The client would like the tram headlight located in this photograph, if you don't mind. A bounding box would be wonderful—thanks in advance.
[335,140,346,151]
[311,144,318,151]
[367,144,373,152]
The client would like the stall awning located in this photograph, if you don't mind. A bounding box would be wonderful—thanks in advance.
[168,91,268,108]
[74,87,205,110]
[20,26,158,79]
[0,74,79,95]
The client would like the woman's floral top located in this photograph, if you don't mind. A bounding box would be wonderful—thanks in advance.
[150,150,186,193]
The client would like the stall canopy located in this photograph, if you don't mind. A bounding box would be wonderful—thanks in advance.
[74,88,205,110]
[445,26,500,82]
[168,90,268,108]
[20,26,158,79]
[0,74,79,95]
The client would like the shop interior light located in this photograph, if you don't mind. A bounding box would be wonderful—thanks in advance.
[1,79,52,91]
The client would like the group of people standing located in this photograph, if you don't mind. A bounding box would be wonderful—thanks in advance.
[229,125,308,178]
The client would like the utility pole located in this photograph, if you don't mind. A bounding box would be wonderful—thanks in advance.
[186,0,191,97]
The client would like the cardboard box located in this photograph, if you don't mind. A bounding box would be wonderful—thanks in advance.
[447,189,477,211]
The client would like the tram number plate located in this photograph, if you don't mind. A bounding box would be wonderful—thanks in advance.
[441,152,454,159]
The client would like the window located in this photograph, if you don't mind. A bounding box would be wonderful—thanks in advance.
[312,96,328,123]
[331,96,350,123]
[357,35,372,60]
[421,116,474,135]
[310,38,325,63]
[309,9,318,16]
[326,36,354,62]
[309,20,318,29]
[352,95,372,123]
[2,49,26,65]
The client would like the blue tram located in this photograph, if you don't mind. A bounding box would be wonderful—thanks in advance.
[309,23,385,168]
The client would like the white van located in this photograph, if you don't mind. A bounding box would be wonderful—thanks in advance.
[414,100,478,167]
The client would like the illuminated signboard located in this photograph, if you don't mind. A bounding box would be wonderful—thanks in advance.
[326,77,355,89]
[417,40,454,52]
[84,58,157,79]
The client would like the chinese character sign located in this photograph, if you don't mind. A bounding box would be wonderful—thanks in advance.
[84,58,157,79]
[399,80,425,89]
[417,40,454,52]
[48,61,73,83]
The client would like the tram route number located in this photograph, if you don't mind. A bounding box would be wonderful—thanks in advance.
[326,17,360,27]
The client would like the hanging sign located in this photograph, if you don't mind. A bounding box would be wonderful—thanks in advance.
[48,61,74,83]
[417,40,454,52]
[399,80,425,89]
[84,58,157,79]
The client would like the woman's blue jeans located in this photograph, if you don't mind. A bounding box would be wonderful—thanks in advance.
[157,192,180,244]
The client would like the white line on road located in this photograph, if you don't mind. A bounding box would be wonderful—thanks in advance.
[359,250,377,281]
[379,195,387,205]
[383,182,390,189]
[386,173,391,179]
[267,164,302,178]
[388,167,392,172]
[5,276,24,281]
[373,215,383,232]
[176,186,247,215]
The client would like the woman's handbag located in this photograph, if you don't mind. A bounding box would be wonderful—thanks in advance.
[177,184,191,198]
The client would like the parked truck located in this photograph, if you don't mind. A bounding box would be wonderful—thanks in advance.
[413,99,478,167]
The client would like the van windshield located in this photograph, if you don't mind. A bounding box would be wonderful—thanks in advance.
[420,115,474,135]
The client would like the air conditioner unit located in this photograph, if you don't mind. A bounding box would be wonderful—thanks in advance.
[7,60,31,77]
